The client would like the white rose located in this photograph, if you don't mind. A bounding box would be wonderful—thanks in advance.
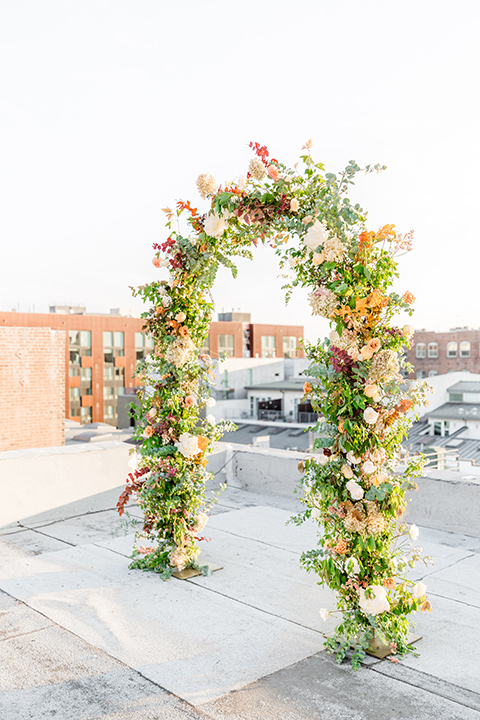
[342,464,354,479]
[175,432,200,458]
[289,256,299,267]
[127,451,139,471]
[364,407,379,425]
[319,608,330,621]
[372,392,382,403]
[204,212,229,238]
[317,453,329,466]
[359,585,390,615]
[403,324,414,339]
[206,414,216,425]
[237,175,247,189]
[346,479,364,500]
[376,471,389,484]
[409,524,420,541]
[206,397,216,407]
[362,460,376,474]
[346,451,361,464]
[304,220,329,251]
[412,581,427,598]
[345,556,360,575]
[311,507,322,519]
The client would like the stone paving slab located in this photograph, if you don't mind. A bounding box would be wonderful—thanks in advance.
[396,594,480,694]
[0,527,72,556]
[200,653,480,720]
[0,542,324,706]
[208,505,318,555]
[22,508,128,547]
[423,552,480,606]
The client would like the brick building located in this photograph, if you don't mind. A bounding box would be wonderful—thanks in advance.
[207,312,304,360]
[408,328,480,379]
[0,327,64,451]
[0,308,304,426]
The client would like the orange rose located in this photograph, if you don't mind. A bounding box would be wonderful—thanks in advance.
[197,436,209,452]
[395,398,413,414]
[267,164,280,181]
[185,395,195,408]
[303,382,313,394]
[403,291,415,304]
[383,577,397,590]
[338,420,346,434]
[179,326,190,337]
[143,425,155,438]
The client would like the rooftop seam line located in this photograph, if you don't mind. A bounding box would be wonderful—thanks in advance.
[183,577,325,636]
[0,625,53,643]
[426,589,480,610]
[369,665,480,712]
[416,551,476,582]
[205,526,306,556]
[17,524,77,547]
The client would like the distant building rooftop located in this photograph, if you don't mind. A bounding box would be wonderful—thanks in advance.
[426,403,480,420]
[447,381,480,394]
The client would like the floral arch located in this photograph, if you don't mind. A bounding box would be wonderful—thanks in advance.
[117,141,431,667]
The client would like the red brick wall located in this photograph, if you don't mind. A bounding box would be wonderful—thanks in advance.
[0,327,65,451]
[407,329,480,377]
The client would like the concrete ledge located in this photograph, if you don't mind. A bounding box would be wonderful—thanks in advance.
[0,441,130,527]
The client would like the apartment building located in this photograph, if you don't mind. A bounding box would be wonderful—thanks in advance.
[408,328,480,378]
[1,308,304,426]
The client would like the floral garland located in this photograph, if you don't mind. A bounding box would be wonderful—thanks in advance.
[117,140,430,666]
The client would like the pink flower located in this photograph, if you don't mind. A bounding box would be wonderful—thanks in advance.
[267,165,280,181]
[185,395,196,407]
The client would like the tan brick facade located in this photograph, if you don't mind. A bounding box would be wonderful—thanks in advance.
[0,327,65,451]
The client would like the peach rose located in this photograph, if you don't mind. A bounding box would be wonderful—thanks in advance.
[290,198,299,212]
[359,346,374,361]
[364,384,379,398]
[267,164,280,181]
[368,338,381,352]
[403,291,415,304]
[303,382,313,394]
[185,395,196,407]
[176,311,186,323]
[335,539,348,555]
[383,577,397,590]
[143,425,155,438]
[313,251,325,265]
[152,256,162,268]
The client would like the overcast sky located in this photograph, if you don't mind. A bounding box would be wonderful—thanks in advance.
[1,0,479,342]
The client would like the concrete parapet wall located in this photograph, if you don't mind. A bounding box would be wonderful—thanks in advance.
[212,444,480,538]
[0,441,130,527]
[404,469,480,537]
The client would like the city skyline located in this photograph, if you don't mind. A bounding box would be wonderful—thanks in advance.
[1,1,479,343]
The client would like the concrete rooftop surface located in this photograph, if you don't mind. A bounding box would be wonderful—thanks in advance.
[1,483,480,720]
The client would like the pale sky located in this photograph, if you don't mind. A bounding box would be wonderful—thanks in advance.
[1,0,479,343]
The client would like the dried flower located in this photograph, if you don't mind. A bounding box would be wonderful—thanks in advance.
[196,173,217,199]
[249,157,267,180]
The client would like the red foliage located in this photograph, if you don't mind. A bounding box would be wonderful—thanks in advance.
[249,141,278,167]
[116,466,151,516]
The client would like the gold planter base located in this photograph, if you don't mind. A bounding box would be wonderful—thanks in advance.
[366,631,422,659]
[172,563,223,580]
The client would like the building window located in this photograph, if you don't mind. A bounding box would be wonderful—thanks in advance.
[80,366,93,395]
[80,406,92,423]
[444,421,450,437]
[416,343,426,359]
[460,341,471,357]
[69,330,92,357]
[428,370,438,377]
[283,336,297,358]
[261,335,276,358]
[104,330,124,362]
[104,405,114,418]
[218,334,235,357]
[428,343,438,358]
[447,342,458,358]
[69,387,80,400]
[433,421,442,435]
[449,393,463,402]
[416,370,426,378]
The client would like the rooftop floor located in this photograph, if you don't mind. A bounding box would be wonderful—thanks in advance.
[1,486,479,719]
